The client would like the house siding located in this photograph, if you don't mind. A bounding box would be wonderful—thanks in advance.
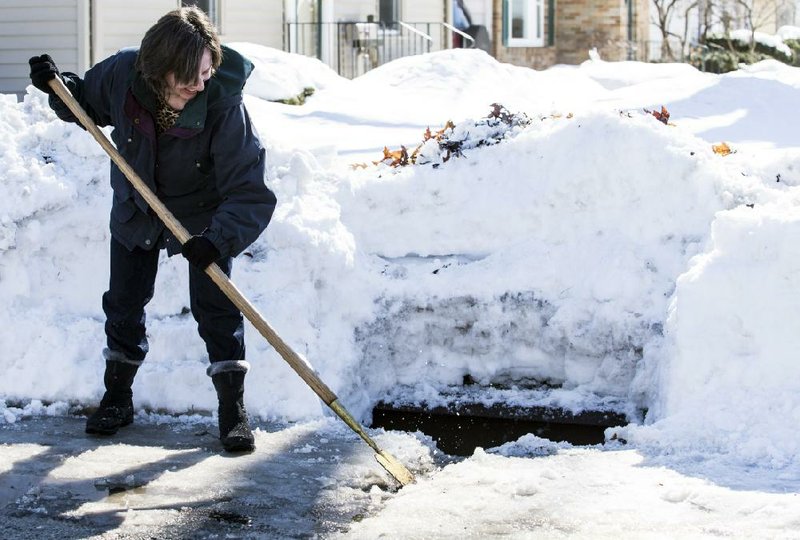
[222,0,284,49]
[329,1,444,23]
[95,0,285,69]
[403,0,444,23]
[0,0,87,94]
[92,0,177,62]
[94,0,284,68]
[335,0,373,21]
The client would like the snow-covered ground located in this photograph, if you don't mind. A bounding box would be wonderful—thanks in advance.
[3,46,800,536]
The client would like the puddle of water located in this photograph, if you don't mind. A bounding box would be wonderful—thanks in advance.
[208,509,252,525]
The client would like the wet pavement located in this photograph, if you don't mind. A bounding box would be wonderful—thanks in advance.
[0,415,416,539]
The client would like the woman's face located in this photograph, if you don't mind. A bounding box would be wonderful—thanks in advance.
[165,48,213,105]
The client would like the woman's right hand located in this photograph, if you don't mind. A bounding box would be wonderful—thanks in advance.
[28,54,60,95]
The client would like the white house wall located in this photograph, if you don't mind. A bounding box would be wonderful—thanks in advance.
[335,0,372,21]
[91,0,177,63]
[0,0,88,94]
[222,0,284,49]
[403,0,443,23]
[332,1,444,23]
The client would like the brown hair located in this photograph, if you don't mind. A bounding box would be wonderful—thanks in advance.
[136,6,222,97]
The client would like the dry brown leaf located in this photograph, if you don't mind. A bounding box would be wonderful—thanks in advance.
[435,121,455,140]
[647,105,670,125]
[372,121,457,168]
[712,142,732,156]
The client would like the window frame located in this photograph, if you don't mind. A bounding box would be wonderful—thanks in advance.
[182,0,222,30]
[504,0,545,48]
[378,0,400,27]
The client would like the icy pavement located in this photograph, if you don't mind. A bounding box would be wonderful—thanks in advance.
[3,414,800,539]
[0,414,436,539]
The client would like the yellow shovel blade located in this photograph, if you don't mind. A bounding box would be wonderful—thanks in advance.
[376,450,416,486]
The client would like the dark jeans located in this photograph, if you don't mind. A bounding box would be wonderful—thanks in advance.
[102,237,245,364]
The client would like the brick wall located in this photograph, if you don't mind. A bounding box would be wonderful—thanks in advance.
[491,0,649,68]
[491,0,557,69]
[557,0,625,63]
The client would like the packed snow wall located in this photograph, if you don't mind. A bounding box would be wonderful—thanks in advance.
[337,110,746,414]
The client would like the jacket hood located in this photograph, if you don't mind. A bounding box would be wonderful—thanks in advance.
[206,45,253,107]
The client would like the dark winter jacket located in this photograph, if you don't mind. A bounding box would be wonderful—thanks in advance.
[50,45,276,258]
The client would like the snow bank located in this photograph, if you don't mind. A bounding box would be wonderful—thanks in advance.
[228,42,345,102]
[777,25,800,41]
[577,56,703,90]
[339,109,742,412]
[623,198,800,469]
[708,29,793,59]
[347,48,609,119]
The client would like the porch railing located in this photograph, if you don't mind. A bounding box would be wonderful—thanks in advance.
[285,21,470,79]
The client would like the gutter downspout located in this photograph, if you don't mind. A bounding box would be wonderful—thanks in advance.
[317,0,323,59]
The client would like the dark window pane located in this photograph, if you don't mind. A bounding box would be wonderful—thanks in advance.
[379,0,398,25]
[511,1,526,39]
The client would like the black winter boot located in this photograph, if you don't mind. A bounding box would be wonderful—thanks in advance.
[211,370,255,452]
[85,360,139,435]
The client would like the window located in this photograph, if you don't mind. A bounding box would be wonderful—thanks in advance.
[182,0,221,28]
[379,0,400,26]
[503,0,544,47]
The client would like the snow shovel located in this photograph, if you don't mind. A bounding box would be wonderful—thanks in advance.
[48,77,415,487]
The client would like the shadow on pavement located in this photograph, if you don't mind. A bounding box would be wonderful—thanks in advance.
[0,413,383,539]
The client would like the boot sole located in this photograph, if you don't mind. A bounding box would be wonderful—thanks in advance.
[222,437,256,453]
[85,418,133,436]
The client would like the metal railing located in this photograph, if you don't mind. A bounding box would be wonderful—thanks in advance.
[285,21,473,79]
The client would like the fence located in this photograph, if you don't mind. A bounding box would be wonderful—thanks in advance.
[285,21,473,79]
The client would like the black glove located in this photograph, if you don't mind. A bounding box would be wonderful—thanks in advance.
[29,54,60,95]
[181,235,221,270]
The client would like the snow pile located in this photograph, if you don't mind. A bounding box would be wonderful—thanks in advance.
[707,29,794,59]
[576,56,703,90]
[228,42,345,102]
[339,109,751,414]
[369,104,532,167]
[777,25,800,41]
[728,29,793,58]
[343,48,609,122]
[622,199,800,469]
